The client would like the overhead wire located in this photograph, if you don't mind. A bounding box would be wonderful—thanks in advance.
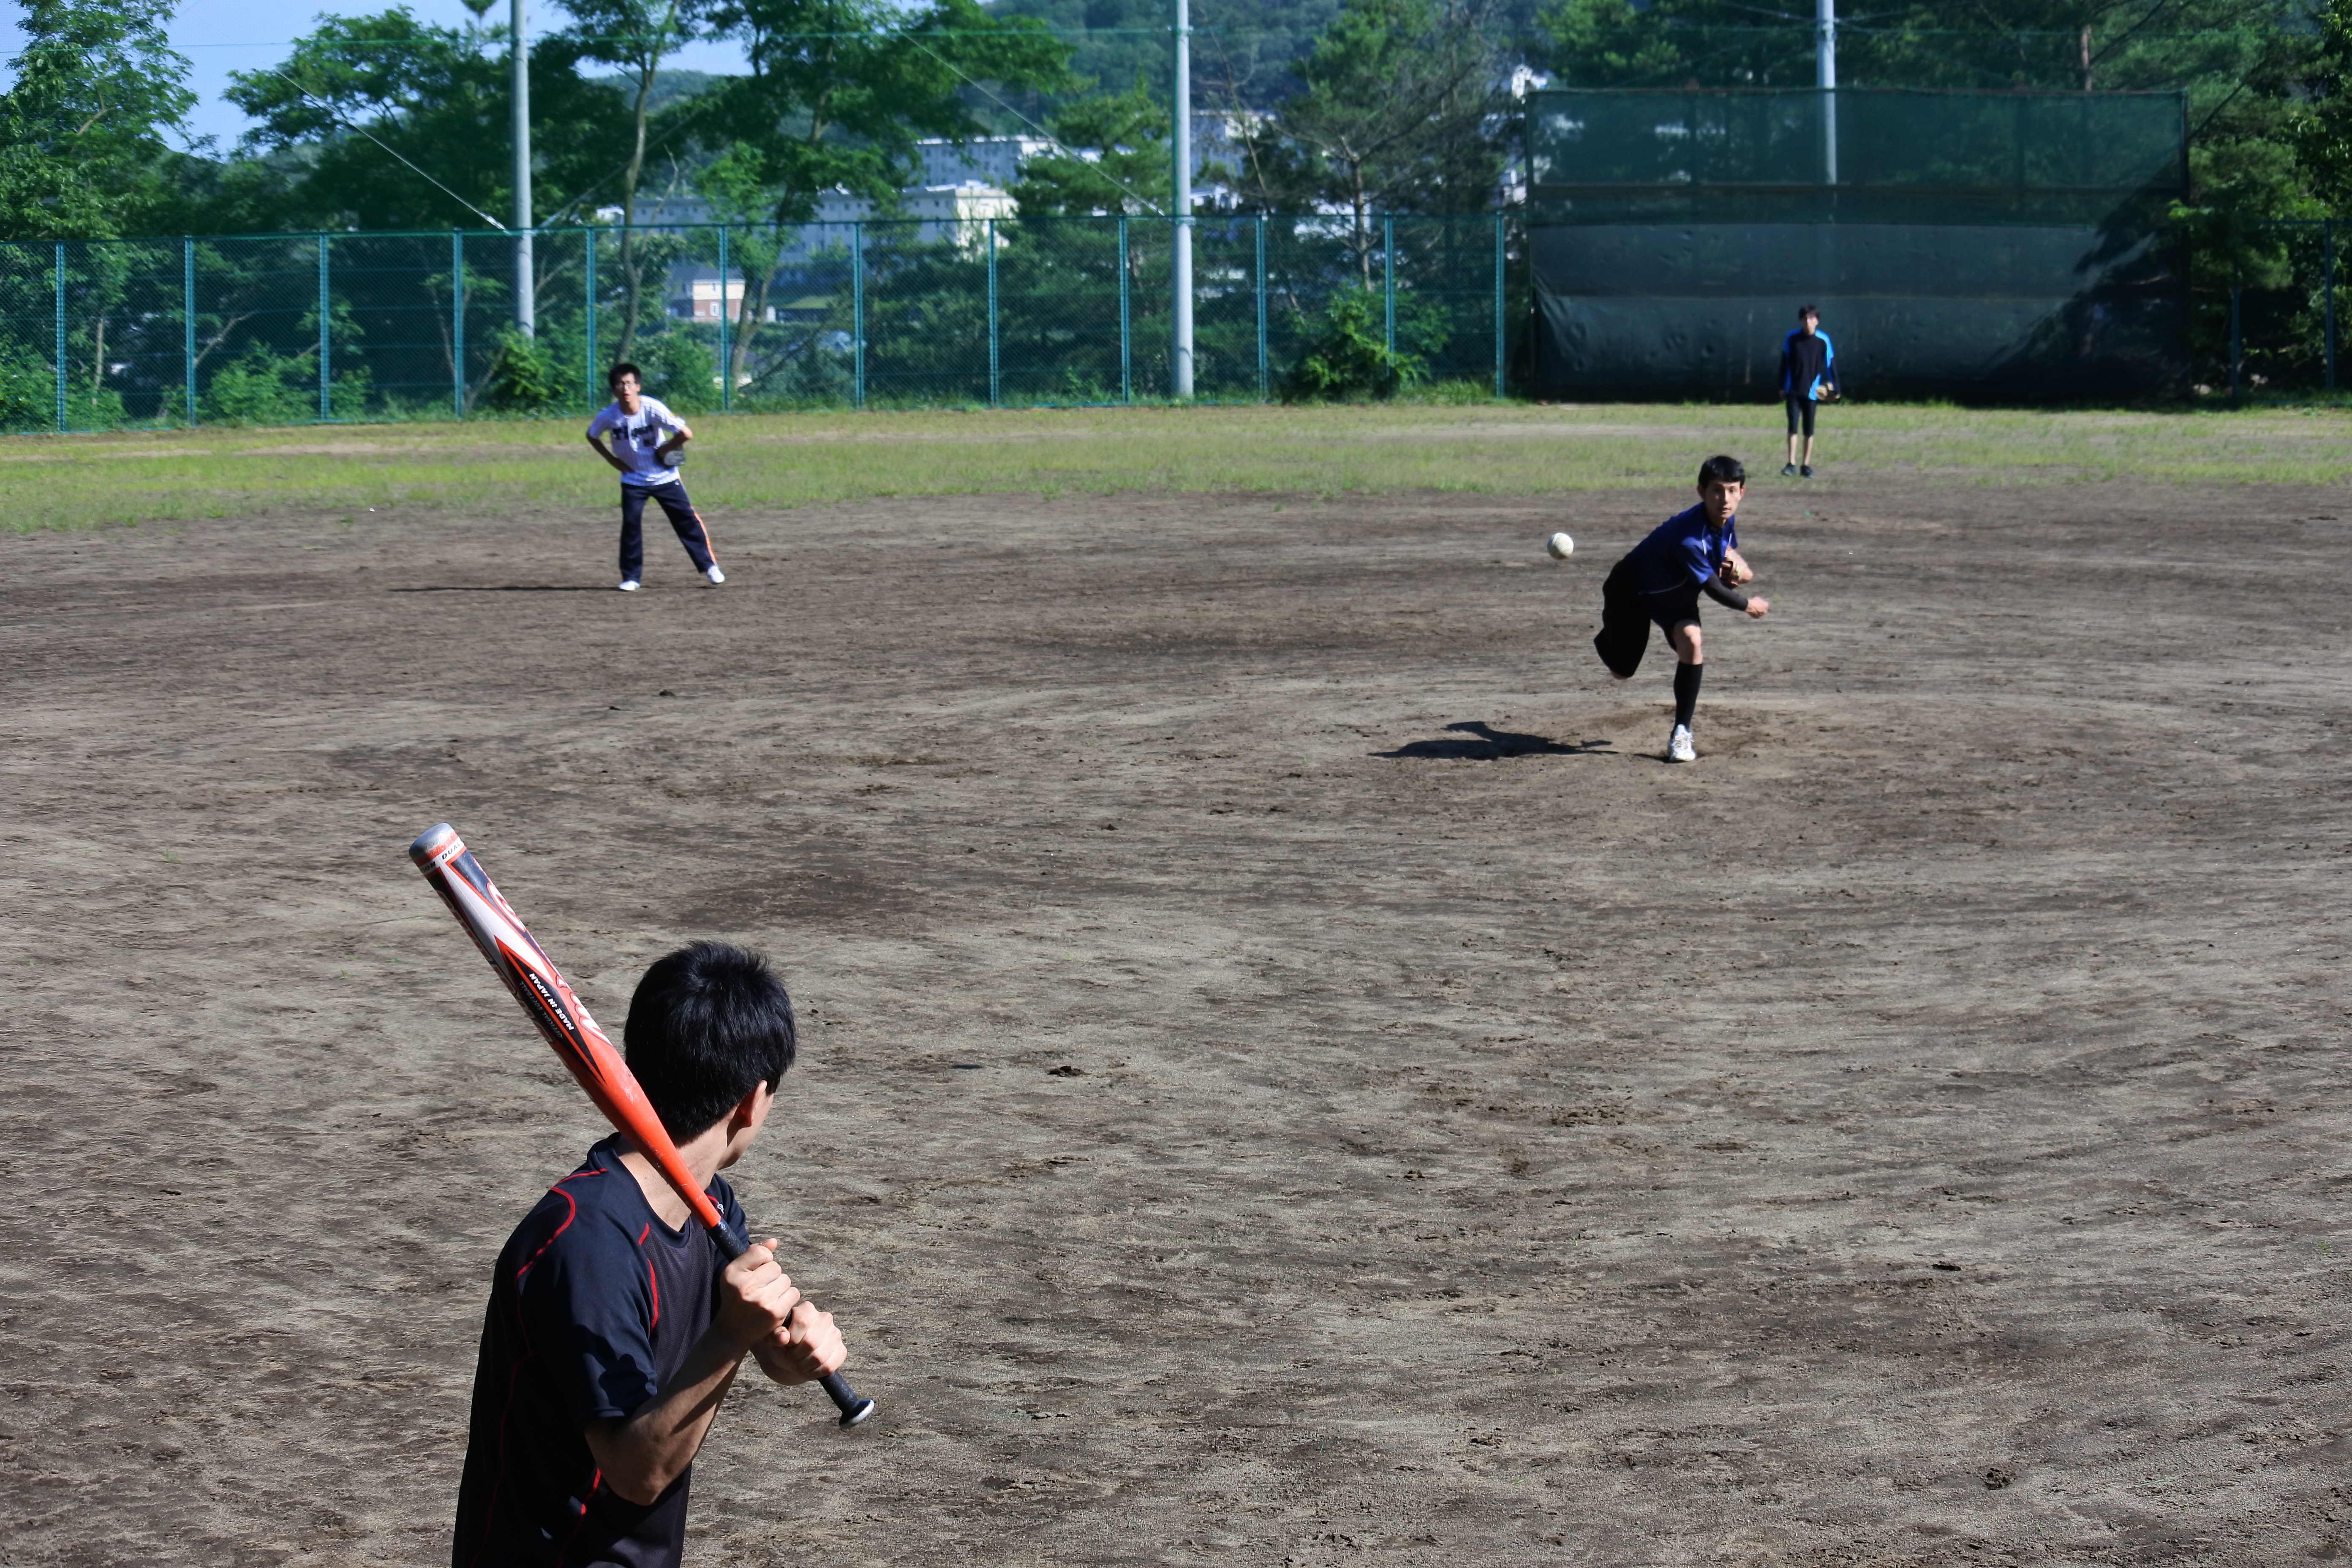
[255,63,510,228]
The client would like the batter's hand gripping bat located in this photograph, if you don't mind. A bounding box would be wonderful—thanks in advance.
[408,822,877,1427]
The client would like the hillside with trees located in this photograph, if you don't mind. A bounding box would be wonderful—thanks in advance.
[0,0,2336,245]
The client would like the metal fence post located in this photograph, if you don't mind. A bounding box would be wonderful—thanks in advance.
[585,226,598,405]
[852,222,865,410]
[2326,220,2338,394]
[452,231,466,419]
[1383,217,1396,357]
[1494,214,1505,398]
[184,237,198,427]
[986,217,1000,408]
[1255,214,1268,400]
[2228,283,2242,406]
[717,225,731,413]
[318,234,332,422]
[53,242,66,434]
[1119,216,1131,404]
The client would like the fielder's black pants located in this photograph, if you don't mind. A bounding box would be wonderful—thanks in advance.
[619,481,718,580]
[1785,396,1818,438]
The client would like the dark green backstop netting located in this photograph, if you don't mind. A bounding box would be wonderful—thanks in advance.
[1526,87,2189,401]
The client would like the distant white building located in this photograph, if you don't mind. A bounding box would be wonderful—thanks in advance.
[655,182,1021,319]
[915,136,1056,188]
[808,182,1018,236]
[668,268,748,322]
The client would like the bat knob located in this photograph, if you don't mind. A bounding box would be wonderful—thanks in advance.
[820,1371,877,1427]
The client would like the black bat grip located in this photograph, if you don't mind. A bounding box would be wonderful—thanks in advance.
[712,1217,877,1427]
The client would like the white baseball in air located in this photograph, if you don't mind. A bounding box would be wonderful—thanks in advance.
[1545,531,1574,560]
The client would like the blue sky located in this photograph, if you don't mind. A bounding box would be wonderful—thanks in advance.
[164,0,748,150]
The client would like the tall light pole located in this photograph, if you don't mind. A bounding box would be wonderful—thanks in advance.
[1170,0,1193,398]
[1817,0,1837,188]
[512,0,536,334]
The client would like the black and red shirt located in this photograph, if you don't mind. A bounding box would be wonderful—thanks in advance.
[452,1138,744,1568]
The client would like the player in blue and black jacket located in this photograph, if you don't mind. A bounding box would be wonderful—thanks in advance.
[1778,305,1836,477]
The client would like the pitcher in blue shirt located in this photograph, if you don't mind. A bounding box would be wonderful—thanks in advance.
[1592,455,1770,763]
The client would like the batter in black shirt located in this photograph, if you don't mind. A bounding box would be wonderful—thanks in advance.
[453,1138,749,1566]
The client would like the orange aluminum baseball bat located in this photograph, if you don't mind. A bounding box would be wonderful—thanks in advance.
[409,822,875,1426]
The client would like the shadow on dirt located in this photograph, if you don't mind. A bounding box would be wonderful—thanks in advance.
[1375,722,1614,761]
[389,585,608,593]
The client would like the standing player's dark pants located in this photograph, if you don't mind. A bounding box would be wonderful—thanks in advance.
[619,480,718,580]
[1785,396,1817,438]
[1594,559,1700,679]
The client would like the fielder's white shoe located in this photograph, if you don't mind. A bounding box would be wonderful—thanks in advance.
[616,578,640,592]
[705,564,726,585]
[1667,724,1697,763]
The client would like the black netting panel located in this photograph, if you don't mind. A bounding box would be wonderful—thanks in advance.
[1530,87,2185,207]
[1533,222,2186,400]
[1525,87,2190,401]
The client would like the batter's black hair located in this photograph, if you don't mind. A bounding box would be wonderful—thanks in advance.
[1697,454,1746,487]
[1797,303,1819,318]
[624,941,797,1140]
[607,361,645,391]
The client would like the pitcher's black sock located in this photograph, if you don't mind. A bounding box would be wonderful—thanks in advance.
[1673,662,1703,729]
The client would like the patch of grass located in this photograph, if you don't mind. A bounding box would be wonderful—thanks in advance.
[7,401,2349,532]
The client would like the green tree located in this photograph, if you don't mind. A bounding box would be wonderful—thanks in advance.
[680,0,1064,393]
[1533,0,1681,88]
[1235,0,1506,278]
[2292,0,2352,216]
[700,0,1070,219]
[0,0,196,239]
[1535,0,2299,98]
[553,0,717,358]
[1009,80,1172,215]
[692,142,795,395]
[224,8,630,232]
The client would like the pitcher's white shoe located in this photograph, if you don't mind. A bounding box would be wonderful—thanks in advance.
[1668,724,1696,763]
[616,578,640,592]
[705,564,726,585]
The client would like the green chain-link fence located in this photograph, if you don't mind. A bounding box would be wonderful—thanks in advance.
[0,214,1511,433]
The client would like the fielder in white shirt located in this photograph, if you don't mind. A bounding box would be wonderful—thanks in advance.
[585,363,724,591]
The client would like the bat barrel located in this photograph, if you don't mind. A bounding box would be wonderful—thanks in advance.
[409,822,463,869]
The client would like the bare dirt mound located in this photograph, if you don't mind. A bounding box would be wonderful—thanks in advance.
[2,479,2348,1565]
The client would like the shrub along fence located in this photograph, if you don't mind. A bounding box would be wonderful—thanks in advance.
[0,214,1511,432]
[2212,220,2344,398]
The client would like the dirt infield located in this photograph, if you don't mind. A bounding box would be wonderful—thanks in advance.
[3,476,2349,1566]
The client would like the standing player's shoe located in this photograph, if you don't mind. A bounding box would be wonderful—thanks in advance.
[1799,465,1814,478]
[1667,724,1697,763]
[1780,463,1797,478]
[616,579,640,592]
[705,564,727,585]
